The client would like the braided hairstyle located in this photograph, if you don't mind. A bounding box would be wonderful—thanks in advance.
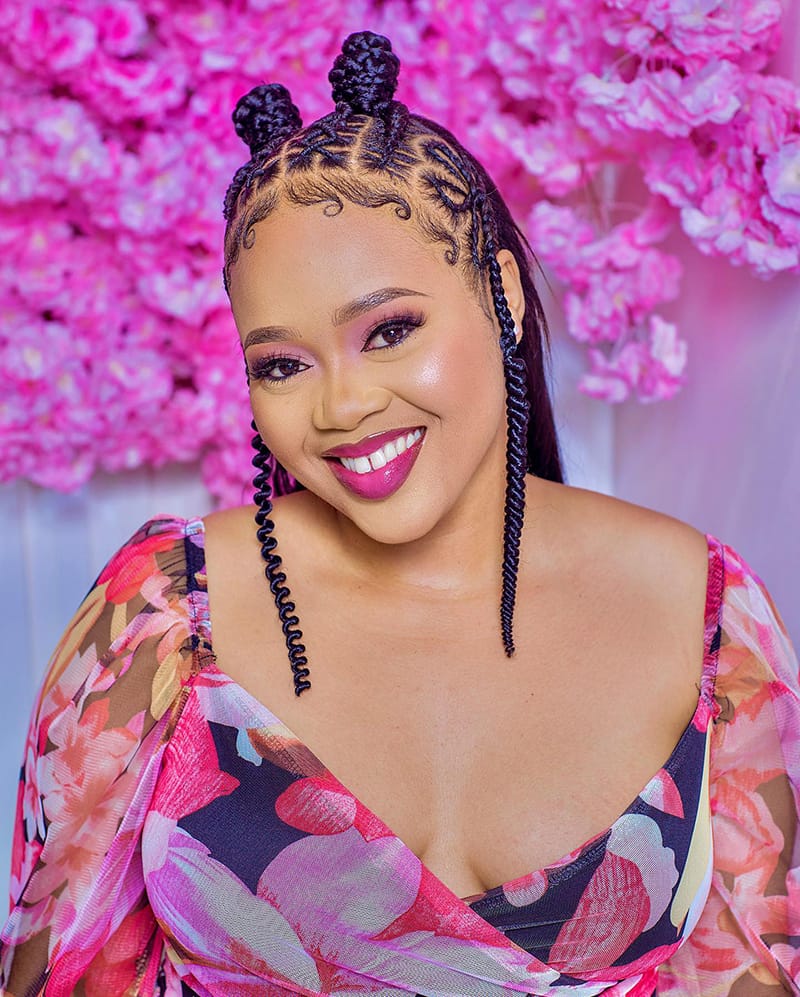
[223,30,565,696]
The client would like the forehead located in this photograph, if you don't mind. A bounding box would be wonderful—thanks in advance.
[227,197,467,326]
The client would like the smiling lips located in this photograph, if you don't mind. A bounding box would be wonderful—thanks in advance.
[324,426,426,500]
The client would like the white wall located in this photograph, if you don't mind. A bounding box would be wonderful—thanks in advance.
[615,249,800,645]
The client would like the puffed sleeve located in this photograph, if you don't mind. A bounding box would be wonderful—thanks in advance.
[0,517,198,996]
[661,541,800,995]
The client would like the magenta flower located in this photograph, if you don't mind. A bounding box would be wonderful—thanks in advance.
[0,0,797,503]
[764,139,800,212]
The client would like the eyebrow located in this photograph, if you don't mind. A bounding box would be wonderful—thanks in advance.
[242,287,430,349]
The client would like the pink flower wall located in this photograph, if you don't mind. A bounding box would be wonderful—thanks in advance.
[1,0,798,506]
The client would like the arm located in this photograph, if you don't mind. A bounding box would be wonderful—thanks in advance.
[663,542,799,995]
[0,518,193,996]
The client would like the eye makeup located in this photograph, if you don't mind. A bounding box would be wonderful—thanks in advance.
[360,309,426,352]
[247,352,308,383]
[246,309,427,384]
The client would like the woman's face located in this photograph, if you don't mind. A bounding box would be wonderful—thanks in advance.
[227,197,524,545]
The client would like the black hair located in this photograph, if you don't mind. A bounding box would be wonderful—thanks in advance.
[223,30,565,696]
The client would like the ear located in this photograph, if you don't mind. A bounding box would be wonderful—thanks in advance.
[496,248,525,344]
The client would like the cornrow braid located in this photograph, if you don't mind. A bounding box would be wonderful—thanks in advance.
[251,423,311,696]
[358,104,413,178]
[479,198,532,656]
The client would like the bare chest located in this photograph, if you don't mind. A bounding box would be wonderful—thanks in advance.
[207,571,703,901]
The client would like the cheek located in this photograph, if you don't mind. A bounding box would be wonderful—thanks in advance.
[407,332,504,418]
[249,390,306,466]
[248,323,505,467]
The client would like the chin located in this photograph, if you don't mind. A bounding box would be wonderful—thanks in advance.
[331,484,450,546]
[352,515,440,546]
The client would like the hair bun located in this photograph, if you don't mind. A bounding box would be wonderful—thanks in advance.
[329,31,400,118]
[232,83,303,158]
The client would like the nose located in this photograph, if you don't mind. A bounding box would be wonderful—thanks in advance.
[311,361,392,432]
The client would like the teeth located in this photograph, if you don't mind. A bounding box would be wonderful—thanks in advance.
[338,428,423,475]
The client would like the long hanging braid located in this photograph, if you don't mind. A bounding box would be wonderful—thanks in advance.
[225,30,556,695]
[478,198,532,656]
[250,422,311,694]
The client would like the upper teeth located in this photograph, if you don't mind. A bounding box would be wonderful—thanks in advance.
[339,429,424,474]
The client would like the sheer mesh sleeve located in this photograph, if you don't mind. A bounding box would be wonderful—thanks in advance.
[661,542,800,995]
[0,517,196,997]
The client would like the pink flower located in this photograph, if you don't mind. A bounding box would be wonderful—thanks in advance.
[763,139,800,212]
[601,0,782,68]
[78,46,189,119]
[566,276,636,345]
[581,343,646,403]
[580,317,687,404]
[31,99,116,185]
[760,195,800,244]
[681,185,747,254]
[96,2,147,56]
[27,696,141,910]
[10,6,97,73]
[648,316,688,380]
[1,0,798,501]
[575,60,743,138]
[501,117,605,197]
[741,233,799,273]
[526,201,597,279]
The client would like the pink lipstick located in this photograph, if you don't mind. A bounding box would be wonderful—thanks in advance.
[323,426,426,500]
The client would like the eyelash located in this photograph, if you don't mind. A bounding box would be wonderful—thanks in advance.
[247,311,426,384]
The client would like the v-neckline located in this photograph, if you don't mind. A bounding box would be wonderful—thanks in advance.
[185,517,724,922]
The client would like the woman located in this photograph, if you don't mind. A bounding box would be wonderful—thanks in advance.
[1,31,798,997]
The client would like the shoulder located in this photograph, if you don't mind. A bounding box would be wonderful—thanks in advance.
[713,536,798,695]
[94,514,200,598]
[540,480,798,688]
[528,480,713,681]
[567,482,707,559]
[530,478,711,601]
[203,490,326,537]
[203,490,335,578]
[5,519,202,981]
[39,514,202,713]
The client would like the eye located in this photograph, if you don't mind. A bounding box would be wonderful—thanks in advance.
[248,354,309,383]
[363,312,425,351]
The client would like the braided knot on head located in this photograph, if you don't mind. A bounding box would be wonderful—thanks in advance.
[329,30,400,119]
[232,83,303,159]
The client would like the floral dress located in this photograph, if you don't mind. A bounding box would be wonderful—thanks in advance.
[0,516,798,996]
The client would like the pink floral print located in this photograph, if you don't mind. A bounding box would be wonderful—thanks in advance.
[0,516,797,995]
